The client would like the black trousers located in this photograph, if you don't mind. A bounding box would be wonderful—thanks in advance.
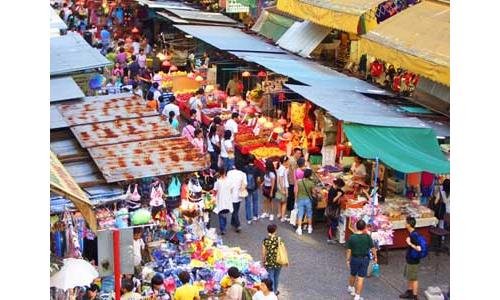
[287,184,295,211]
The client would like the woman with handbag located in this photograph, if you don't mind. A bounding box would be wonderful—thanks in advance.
[262,224,287,295]
[213,168,234,235]
[206,125,221,171]
[326,178,345,243]
[294,169,316,235]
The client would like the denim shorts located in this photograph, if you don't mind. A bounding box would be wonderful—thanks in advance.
[350,256,370,277]
[297,198,313,220]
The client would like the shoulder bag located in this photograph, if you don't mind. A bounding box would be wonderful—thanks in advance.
[276,237,289,266]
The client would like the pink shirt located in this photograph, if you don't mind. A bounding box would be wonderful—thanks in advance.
[182,125,196,143]
[295,169,304,180]
[192,137,205,154]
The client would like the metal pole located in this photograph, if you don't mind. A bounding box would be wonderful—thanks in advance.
[113,229,121,299]
[370,157,379,224]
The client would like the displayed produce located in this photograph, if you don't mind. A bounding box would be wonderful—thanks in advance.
[250,146,286,160]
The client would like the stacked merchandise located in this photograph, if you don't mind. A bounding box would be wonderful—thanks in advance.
[344,204,394,247]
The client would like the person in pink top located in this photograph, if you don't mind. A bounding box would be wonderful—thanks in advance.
[191,128,206,154]
[295,157,306,180]
[182,119,196,143]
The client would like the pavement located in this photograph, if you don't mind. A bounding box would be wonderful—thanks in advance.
[209,202,450,300]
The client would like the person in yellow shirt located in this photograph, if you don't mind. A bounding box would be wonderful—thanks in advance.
[174,271,200,300]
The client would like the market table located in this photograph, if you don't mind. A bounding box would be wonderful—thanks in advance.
[344,216,437,249]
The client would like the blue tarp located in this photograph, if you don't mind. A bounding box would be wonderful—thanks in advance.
[174,25,287,53]
[51,33,111,76]
[229,51,390,95]
[285,84,428,128]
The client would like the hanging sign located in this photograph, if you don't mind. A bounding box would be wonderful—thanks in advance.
[226,0,250,13]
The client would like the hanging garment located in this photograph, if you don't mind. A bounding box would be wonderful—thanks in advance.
[291,102,306,127]
[149,185,165,207]
[131,184,141,202]
[406,172,421,188]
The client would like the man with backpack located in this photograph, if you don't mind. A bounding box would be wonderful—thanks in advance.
[399,216,428,300]
[223,267,252,300]
[244,155,262,225]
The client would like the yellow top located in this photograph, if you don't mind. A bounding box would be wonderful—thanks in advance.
[360,1,450,85]
[174,283,200,300]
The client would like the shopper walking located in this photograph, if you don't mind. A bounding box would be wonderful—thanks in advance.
[228,166,247,233]
[168,111,179,131]
[287,148,302,213]
[191,128,206,154]
[399,217,425,300]
[244,155,262,225]
[220,130,235,171]
[260,159,276,221]
[275,156,290,222]
[206,125,221,171]
[326,178,345,243]
[294,169,315,235]
[261,224,285,295]
[213,168,234,235]
[346,220,377,300]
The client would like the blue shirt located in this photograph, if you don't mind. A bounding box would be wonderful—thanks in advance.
[100,29,110,44]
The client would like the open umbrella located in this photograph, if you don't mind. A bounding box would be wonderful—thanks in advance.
[50,258,99,291]
[88,74,106,90]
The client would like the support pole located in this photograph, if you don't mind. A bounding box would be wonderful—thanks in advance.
[113,229,121,299]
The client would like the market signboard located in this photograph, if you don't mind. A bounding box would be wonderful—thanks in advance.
[226,0,250,13]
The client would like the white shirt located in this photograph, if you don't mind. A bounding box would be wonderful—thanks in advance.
[137,54,147,68]
[351,163,367,178]
[253,291,278,300]
[207,134,220,152]
[153,90,162,101]
[224,119,239,136]
[132,42,140,55]
[161,103,180,117]
[227,169,247,203]
[277,165,289,190]
[133,238,145,266]
[213,177,234,214]
[189,97,203,111]
[220,139,234,158]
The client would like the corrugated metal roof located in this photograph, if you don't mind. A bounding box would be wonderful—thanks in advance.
[230,51,389,95]
[277,21,331,57]
[50,6,67,30]
[285,84,429,128]
[88,137,210,182]
[157,11,190,24]
[50,77,85,102]
[70,116,180,148]
[166,8,237,24]
[51,33,111,76]
[57,94,158,126]
[51,105,70,130]
[136,0,197,10]
[174,25,286,53]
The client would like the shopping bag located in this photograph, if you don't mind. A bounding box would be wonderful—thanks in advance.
[276,237,289,266]
[289,208,298,226]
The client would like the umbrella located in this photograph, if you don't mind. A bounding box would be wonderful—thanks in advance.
[88,74,106,90]
[50,258,99,290]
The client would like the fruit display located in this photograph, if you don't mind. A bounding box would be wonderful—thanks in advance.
[237,138,269,147]
[250,146,286,160]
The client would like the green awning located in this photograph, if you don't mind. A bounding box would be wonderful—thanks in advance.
[259,13,295,42]
[343,123,450,174]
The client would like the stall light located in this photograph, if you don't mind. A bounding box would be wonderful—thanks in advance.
[242,71,251,77]
[169,65,178,71]
[185,35,193,39]
[162,60,171,67]
[237,100,248,109]
[257,116,267,125]
[156,53,166,61]
[347,141,352,147]
[195,75,204,82]
[131,27,140,34]
[282,132,293,141]
[187,72,195,79]
[205,85,215,93]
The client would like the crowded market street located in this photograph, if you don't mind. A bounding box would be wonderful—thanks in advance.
[49,0,450,299]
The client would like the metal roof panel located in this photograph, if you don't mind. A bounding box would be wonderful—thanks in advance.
[50,77,85,102]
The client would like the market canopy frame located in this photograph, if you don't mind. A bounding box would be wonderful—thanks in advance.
[50,151,98,231]
[343,123,450,174]
[360,1,450,85]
